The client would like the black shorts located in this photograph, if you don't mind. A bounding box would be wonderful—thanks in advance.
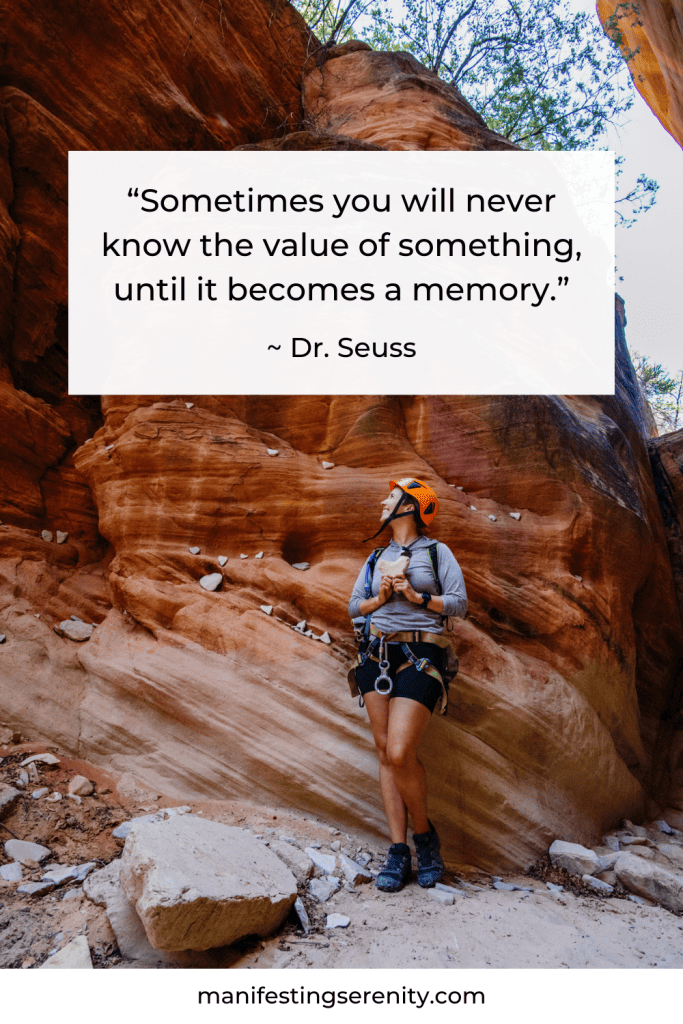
[355,640,445,714]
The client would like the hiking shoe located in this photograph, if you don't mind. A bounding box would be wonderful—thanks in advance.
[413,821,444,887]
[375,843,411,892]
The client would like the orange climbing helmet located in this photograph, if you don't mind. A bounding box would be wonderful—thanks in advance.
[390,477,439,527]
[364,476,439,542]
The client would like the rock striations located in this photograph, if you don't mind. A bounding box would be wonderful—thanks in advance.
[0,0,682,873]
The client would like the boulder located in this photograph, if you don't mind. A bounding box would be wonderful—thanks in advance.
[68,775,95,797]
[119,816,297,951]
[59,620,95,641]
[615,853,683,914]
[549,840,600,876]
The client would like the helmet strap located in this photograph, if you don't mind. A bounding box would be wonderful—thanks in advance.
[363,491,416,543]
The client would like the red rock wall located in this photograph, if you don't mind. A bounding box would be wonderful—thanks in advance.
[1,0,683,871]
[598,0,683,147]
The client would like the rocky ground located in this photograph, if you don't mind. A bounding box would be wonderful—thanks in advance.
[2,742,683,970]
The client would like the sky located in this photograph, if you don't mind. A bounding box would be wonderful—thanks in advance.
[357,0,682,374]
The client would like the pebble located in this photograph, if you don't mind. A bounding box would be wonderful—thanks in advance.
[0,635,5,643]
[56,531,68,544]
[260,605,273,615]
[16,771,29,788]
[470,506,477,512]
[306,848,337,874]
[61,887,84,900]
[573,574,583,582]
[199,573,222,592]
[32,788,49,799]
[339,853,373,885]
[42,862,98,886]
[0,785,22,817]
[278,835,297,845]
[318,631,332,644]
[308,841,322,849]
[0,862,23,882]
[602,835,620,852]
[218,556,228,566]
[492,880,517,891]
[488,515,496,521]
[509,512,521,520]
[582,874,614,893]
[628,894,646,905]
[185,402,194,409]
[58,620,95,642]
[266,448,279,456]
[321,462,335,469]
[105,444,114,451]
[654,820,675,835]
[456,486,463,490]
[292,562,310,570]
[240,553,248,559]
[46,792,62,802]
[255,551,264,559]
[546,882,564,893]
[357,852,372,866]
[294,896,310,934]
[330,840,341,852]
[326,913,350,928]
[309,876,341,902]
[41,530,53,542]
[428,889,455,905]
[17,880,55,897]
[293,620,307,632]
[189,547,200,554]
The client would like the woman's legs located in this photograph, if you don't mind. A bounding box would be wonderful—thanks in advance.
[364,693,432,841]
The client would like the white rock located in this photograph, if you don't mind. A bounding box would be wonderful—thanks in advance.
[5,839,52,864]
[69,794,82,805]
[105,444,114,451]
[260,605,273,616]
[217,556,227,566]
[112,807,192,840]
[255,551,264,559]
[18,880,55,896]
[16,771,29,788]
[0,784,22,817]
[41,935,93,969]
[59,620,95,641]
[70,614,83,622]
[32,788,49,799]
[55,531,69,544]
[339,853,372,885]
[0,635,5,643]
[657,844,683,869]
[428,889,455,905]
[266,448,279,456]
[509,512,522,520]
[306,848,337,874]
[292,562,310,570]
[119,816,297,951]
[488,515,497,521]
[330,840,341,852]
[318,631,332,644]
[293,620,307,632]
[615,854,683,914]
[294,896,310,934]
[240,553,248,559]
[549,840,599,876]
[573,574,583,582]
[42,862,98,886]
[321,461,335,469]
[189,546,200,554]
[0,862,22,881]
[653,820,676,835]
[456,486,464,490]
[185,402,194,409]
[326,913,350,928]
[602,835,620,852]
[309,876,341,902]
[582,874,614,893]
[470,506,477,512]
[41,530,53,542]
[199,573,222,592]
[69,775,95,797]
[45,792,62,803]
[268,840,315,886]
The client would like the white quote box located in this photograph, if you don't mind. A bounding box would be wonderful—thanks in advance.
[69,150,614,395]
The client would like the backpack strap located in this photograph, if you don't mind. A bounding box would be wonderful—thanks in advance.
[362,547,385,639]
[427,541,442,595]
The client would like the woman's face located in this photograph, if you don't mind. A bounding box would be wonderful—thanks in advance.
[380,486,405,521]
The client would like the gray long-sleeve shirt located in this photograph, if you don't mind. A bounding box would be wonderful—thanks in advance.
[348,536,468,634]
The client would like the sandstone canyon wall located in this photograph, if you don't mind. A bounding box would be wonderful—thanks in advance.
[1,0,683,872]
[598,0,683,147]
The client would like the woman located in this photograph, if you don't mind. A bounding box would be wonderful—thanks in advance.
[348,478,467,892]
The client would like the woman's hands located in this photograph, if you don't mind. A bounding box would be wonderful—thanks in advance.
[389,574,422,604]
